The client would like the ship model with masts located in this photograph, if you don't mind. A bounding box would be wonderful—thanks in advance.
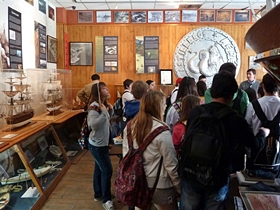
[0,71,34,128]
[40,72,63,114]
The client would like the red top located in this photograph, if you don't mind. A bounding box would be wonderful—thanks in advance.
[172,122,186,154]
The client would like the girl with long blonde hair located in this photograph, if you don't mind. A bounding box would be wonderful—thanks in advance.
[122,90,181,210]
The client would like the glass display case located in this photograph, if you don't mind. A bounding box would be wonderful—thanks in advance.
[0,69,72,131]
[0,124,70,209]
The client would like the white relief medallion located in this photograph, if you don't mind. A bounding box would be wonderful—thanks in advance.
[173,27,240,86]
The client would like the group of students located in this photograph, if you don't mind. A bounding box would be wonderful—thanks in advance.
[76,62,280,210]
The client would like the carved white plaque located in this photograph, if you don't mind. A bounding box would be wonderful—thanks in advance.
[173,27,241,86]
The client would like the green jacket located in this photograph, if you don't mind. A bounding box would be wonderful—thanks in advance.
[204,88,249,117]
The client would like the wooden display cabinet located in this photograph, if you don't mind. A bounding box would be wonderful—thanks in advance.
[0,122,71,210]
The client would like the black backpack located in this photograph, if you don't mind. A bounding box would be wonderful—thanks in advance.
[164,89,178,121]
[252,100,280,171]
[178,105,234,190]
[113,97,123,117]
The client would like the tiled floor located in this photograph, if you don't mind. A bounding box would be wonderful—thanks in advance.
[41,151,127,210]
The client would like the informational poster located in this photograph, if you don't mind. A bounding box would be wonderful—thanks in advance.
[96,36,118,73]
[34,21,46,68]
[8,7,23,69]
[136,36,159,73]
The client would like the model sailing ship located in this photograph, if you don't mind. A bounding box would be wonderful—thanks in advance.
[40,72,63,114]
[0,71,34,128]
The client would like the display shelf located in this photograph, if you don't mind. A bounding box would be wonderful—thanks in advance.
[0,69,72,131]
[0,123,71,210]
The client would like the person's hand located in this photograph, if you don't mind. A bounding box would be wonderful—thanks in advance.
[259,127,270,137]
[99,104,107,111]
[107,103,113,110]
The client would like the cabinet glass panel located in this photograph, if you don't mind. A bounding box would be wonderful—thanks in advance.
[19,126,67,192]
[0,147,42,209]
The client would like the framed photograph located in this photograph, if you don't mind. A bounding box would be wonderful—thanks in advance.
[38,0,46,14]
[216,10,232,22]
[249,56,261,69]
[234,10,250,22]
[25,0,34,6]
[131,11,146,23]
[96,11,111,23]
[165,11,180,22]
[47,35,57,63]
[36,134,48,151]
[78,11,93,23]
[48,5,55,20]
[148,11,163,23]
[182,10,197,22]
[159,69,173,85]
[70,42,93,66]
[200,10,215,22]
[114,11,129,23]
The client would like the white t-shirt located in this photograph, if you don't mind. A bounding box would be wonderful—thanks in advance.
[122,90,134,108]
[245,96,280,135]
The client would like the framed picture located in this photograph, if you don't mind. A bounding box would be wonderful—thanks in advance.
[131,11,146,23]
[78,11,93,23]
[249,56,261,69]
[216,10,232,22]
[96,11,111,23]
[47,35,57,63]
[48,5,55,20]
[38,0,46,14]
[182,10,197,22]
[148,11,163,23]
[200,10,215,22]
[159,69,173,85]
[114,11,129,23]
[36,134,48,151]
[165,11,180,22]
[25,0,34,6]
[234,10,250,22]
[70,42,93,66]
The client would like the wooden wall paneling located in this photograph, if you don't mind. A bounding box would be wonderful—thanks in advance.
[56,22,259,104]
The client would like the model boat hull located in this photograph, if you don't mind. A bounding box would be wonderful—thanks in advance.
[1,166,51,185]
[5,109,34,125]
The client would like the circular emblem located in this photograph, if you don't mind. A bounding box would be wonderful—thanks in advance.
[173,27,241,87]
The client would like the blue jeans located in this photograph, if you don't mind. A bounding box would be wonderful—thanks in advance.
[180,180,228,210]
[88,144,113,203]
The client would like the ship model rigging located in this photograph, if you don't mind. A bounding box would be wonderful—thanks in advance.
[40,72,63,115]
[0,71,34,128]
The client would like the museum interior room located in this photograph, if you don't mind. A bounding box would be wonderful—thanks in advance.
[0,0,280,209]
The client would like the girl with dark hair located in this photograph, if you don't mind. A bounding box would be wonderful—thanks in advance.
[172,95,201,154]
[166,76,198,132]
[87,82,114,210]
[122,90,181,210]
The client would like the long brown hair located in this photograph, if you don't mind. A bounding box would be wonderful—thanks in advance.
[130,90,165,145]
[177,95,200,124]
[88,82,109,108]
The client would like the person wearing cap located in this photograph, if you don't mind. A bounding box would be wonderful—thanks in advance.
[170,78,182,104]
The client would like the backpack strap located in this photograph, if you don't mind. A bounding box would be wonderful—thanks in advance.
[252,100,268,124]
[126,121,169,151]
[232,88,242,111]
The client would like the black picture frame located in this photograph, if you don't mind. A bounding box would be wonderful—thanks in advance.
[47,35,57,63]
[70,42,93,66]
[159,69,173,85]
